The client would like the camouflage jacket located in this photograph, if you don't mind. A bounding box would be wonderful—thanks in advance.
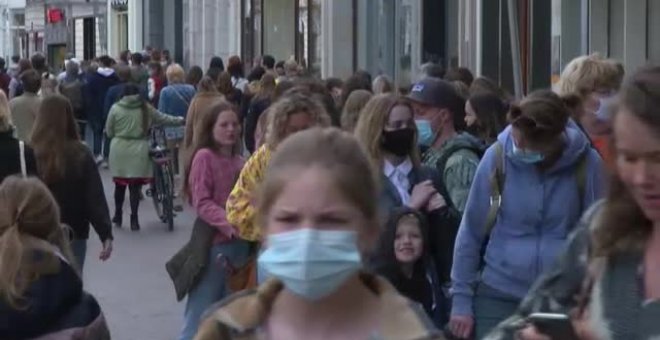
[194,273,444,340]
[422,133,483,213]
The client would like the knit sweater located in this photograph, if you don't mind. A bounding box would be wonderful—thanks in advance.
[188,148,245,244]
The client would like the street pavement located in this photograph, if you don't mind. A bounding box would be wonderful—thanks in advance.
[82,167,193,340]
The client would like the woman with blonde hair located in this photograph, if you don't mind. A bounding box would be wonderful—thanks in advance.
[0,176,110,339]
[31,94,113,271]
[373,75,394,94]
[340,89,372,132]
[556,54,624,164]
[196,128,442,340]
[0,90,37,182]
[159,63,197,185]
[226,91,331,244]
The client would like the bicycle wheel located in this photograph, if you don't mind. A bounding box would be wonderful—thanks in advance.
[151,165,164,221]
[161,163,175,231]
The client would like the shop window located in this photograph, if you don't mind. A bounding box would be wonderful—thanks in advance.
[242,0,262,68]
[296,0,321,76]
[648,0,660,63]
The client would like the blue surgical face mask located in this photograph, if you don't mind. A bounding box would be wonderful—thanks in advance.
[415,119,436,147]
[512,140,545,164]
[258,228,362,301]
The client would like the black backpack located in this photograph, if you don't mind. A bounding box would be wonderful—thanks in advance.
[58,80,84,112]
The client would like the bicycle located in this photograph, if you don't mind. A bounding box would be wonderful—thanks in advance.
[147,126,175,231]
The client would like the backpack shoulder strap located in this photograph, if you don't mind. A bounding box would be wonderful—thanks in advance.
[484,142,505,236]
[575,152,588,211]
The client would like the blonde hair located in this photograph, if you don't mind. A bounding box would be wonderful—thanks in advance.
[257,127,380,248]
[265,92,331,149]
[557,54,624,97]
[354,94,421,172]
[0,90,10,132]
[341,89,373,132]
[372,75,393,94]
[0,177,76,309]
[166,63,186,84]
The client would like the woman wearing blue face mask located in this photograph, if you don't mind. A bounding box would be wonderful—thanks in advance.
[194,128,443,340]
[448,91,606,339]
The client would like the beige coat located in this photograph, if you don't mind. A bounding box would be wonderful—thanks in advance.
[182,92,224,161]
[9,92,41,143]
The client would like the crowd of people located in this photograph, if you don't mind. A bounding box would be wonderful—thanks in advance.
[0,47,659,340]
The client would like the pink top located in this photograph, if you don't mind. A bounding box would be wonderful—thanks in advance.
[188,148,245,244]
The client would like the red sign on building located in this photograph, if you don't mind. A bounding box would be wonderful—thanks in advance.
[47,9,64,24]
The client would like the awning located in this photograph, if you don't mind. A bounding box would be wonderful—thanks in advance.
[111,0,128,9]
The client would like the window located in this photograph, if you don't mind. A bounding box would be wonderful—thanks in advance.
[242,0,262,68]
[117,11,128,53]
[296,0,321,76]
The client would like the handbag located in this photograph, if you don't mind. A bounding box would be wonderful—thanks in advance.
[218,243,259,292]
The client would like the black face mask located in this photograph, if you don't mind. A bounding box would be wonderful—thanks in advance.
[382,128,415,157]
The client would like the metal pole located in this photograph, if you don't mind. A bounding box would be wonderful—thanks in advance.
[507,0,523,99]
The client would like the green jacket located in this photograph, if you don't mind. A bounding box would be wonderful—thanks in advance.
[105,95,182,178]
[422,132,483,213]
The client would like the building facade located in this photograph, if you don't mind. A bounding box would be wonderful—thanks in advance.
[0,0,27,61]
[25,0,106,70]
[107,0,660,95]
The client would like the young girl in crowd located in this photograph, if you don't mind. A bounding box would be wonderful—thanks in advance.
[0,177,109,339]
[31,95,113,271]
[376,207,447,327]
[170,101,249,340]
[489,66,660,340]
[195,127,442,340]
[449,90,605,339]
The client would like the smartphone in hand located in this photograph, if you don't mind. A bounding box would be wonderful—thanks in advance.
[527,313,580,340]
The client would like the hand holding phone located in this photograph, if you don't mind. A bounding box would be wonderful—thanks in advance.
[526,313,580,340]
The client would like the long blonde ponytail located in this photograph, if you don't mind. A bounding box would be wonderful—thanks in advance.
[0,176,74,309]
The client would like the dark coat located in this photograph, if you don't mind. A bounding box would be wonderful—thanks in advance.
[0,130,38,183]
[244,97,271,153]
[374,207,449,327]
[166,218,215,301]
[377,165,461,284]
[44,142,113,242]
[84,70,120,130]
[0,248,110,339]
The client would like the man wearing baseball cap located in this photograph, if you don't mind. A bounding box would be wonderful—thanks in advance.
[407,77,483,213]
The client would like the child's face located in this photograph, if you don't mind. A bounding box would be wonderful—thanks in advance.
[265,167,369,241]
[394,220,423,264]
[213,110,240,147]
